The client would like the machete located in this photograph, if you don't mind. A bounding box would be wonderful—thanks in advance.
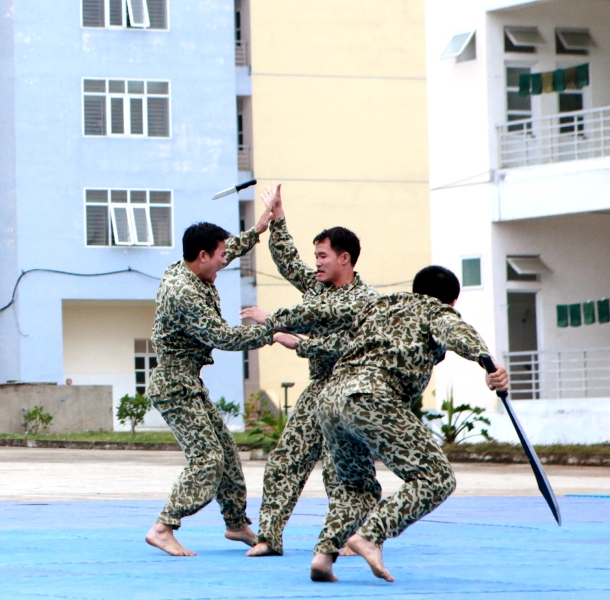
[212,178,257,201]
[481,355,561,526]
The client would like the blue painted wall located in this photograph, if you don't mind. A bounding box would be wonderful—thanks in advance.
[0,0,246,408]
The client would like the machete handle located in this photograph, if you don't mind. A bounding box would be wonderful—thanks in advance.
[480,355,508,400]
[236,179,257,192]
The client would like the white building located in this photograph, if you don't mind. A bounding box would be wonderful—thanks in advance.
[425,0,610,444]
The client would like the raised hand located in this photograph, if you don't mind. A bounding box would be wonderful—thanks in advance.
[260,182,284,219]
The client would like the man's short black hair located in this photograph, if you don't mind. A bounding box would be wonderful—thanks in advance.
[183,222,231,262]
[312,227,361,266]
[413,265,460,305]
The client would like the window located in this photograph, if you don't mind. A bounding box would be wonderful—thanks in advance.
[504,26,544,54]
[506,66,532,132]
[243,350,250,380]
[461,257,482,288]
[135,339,157,395]
[83,79,170,137]
[506,255,550,282]
[85,188,173,247]
[441,30,476,62]
[82,0,168,29]
[559,89,584,134]
[556,28,592,56]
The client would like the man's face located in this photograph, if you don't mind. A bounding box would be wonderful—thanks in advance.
[200,240,228,283]
[314,239,349,284]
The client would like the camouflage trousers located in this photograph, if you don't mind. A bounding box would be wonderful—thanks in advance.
[314,377,456,555]
[256,379,360,555]
[148,365,251,531]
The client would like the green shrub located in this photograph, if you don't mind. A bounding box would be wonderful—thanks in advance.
[243,392,285,452]
[22,405,53,436]
[423,387,493,445]
[214,396,241,425]
[116,393,152,435]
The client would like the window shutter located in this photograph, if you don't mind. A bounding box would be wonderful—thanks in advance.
[147,97,169,137]
[86,205,110,245]
[82,0,105,27]
[109,0,123,26]
[111,97,125,134]
[111,206,133,244]
[147,0,167,29]
[84,96,107,135]
[150,206,172,246]
[130,98,144,134]
[127,0,150,27]
[132,207,153,244]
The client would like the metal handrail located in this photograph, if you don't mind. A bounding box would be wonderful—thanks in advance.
[503,348,610,400]
[497,105,610,169]
[238,145,251,171]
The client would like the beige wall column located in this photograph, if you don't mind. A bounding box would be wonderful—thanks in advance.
[248,0,433,409]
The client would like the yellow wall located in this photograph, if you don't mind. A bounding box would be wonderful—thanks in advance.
[249,0,433,409]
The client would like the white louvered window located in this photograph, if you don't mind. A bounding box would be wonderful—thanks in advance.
[83,79,170,138]
[82,0,168,30]
[85,189,173,247]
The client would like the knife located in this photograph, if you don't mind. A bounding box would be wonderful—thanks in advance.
[212,179,257,201]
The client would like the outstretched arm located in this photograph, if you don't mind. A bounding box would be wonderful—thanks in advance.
[181,293,274,351]
[267,296,372,335]
[262,184,318,293]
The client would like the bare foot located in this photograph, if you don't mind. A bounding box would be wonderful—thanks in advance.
[225,525,257,547]
[310,553,338,582]
[145,523,196,557]
[347,534,394,582]
[245,541,281,557]
[339,546,358,557]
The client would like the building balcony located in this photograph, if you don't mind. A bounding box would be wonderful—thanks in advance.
[497,106,610,170]
[493,106,610,221]
[504,348,610,400]
[235,41,248,67]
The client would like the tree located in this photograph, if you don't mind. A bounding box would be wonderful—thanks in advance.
[214,396,241,425]
[116,393,152,435]
[22,406,53,436]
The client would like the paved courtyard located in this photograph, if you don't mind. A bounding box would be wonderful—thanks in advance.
[1,448,609,599]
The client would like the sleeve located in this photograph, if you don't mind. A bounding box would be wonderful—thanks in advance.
[268,296,372,335]
[295,330,350,361]
[180,293,274,351]
[224,227,260,266]
[429,306,490,363]
[268,217,318,293]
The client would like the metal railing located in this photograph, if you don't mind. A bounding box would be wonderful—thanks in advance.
[235,41,248,67]
[504,348,610,400]
[238,145,252,171]
[497,105,610,169]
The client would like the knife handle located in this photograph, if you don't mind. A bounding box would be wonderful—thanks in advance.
[236,179,257,192]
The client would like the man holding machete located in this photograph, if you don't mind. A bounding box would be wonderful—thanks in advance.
[263,265,508,582]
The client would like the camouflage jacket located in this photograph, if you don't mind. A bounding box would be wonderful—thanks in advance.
[268,217,378,379]
[270,292,489,402]
[152,228,274,373]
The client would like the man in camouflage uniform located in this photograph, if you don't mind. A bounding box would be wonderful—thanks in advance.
[269,266,509,582]
[242,184,379,557]
[145,211,277,557]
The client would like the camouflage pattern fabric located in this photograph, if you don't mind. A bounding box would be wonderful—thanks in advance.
[254,218,379,553]
[148,228,274,530]
[268,217,378,380]
[313,381,456,555]
[273,293,490,555]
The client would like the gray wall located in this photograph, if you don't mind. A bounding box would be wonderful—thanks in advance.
[0,384,112,434]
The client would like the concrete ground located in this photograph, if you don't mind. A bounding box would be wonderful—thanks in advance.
[1,447,610,501]
[1,448,609,599]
